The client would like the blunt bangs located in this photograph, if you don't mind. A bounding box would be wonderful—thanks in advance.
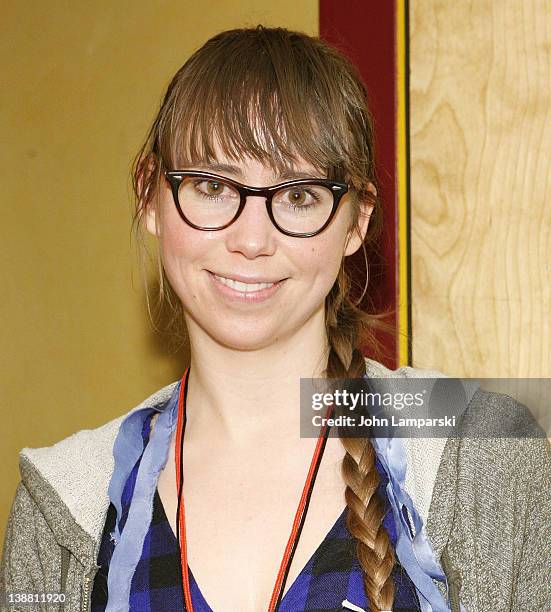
[153,27,373,186]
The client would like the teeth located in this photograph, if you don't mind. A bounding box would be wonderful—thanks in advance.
[214,274,276,292]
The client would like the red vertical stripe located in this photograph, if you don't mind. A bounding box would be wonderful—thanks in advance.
[320,0,398,369]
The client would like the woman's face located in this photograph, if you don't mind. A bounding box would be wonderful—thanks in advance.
[145,150,373,351]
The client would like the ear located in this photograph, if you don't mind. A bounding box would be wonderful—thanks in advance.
[136,153,160,237]
[144,204,160,237]
[344,182,376,256]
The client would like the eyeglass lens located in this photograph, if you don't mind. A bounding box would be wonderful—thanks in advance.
[177,176,335,234]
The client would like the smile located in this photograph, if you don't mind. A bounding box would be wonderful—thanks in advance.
[213,274,275,292]
[207,271,285,303]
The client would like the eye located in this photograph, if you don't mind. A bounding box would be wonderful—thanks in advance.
[287,189,307,206]
[205,180,224,196]
[193,178,237,200]
[274,186,322,209]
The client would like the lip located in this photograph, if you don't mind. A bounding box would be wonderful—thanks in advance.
[207,270,286,284]
[207,270,286,303]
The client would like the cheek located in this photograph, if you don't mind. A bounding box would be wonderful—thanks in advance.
[157,197,208,265]
[156,188,195,257]
[156,211,206,294]
[298,232,347,289]
[159,220,187,258]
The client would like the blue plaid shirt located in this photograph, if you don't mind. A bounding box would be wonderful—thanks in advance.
[92,409,420,611]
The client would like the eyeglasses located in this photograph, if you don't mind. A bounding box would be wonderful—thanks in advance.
[163,170,349,238]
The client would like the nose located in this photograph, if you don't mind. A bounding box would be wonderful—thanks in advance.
[224,195,277,258]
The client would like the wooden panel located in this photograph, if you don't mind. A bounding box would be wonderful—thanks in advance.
[410,1,551,378]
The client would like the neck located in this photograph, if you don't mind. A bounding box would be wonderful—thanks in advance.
[182,309,330,447]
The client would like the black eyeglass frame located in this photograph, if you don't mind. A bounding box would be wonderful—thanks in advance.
[163,169,350,238]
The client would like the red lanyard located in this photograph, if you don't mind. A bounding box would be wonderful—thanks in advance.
[174,367,334,612]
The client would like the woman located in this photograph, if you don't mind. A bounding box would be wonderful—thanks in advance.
[2,26,549,612]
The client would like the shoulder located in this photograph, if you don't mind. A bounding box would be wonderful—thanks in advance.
[428,384,550,546]
[449,387,550,486]
[16,381,178,540]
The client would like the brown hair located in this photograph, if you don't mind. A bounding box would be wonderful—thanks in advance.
[132,25,396,611]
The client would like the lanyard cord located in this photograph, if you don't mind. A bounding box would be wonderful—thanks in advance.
[175,368,191,608]
[174,367,335,612]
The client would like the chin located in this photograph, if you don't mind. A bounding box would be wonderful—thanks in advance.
[209,323,283,352]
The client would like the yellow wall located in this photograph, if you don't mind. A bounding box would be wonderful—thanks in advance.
[410,2,550,378]
[1,0,317,546]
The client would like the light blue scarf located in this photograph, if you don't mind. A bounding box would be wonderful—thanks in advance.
[105,383,181,612]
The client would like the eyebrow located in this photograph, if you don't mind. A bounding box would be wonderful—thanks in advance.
[191,162,324,182]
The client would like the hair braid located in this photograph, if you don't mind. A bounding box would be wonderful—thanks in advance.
[325,268,396,612]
